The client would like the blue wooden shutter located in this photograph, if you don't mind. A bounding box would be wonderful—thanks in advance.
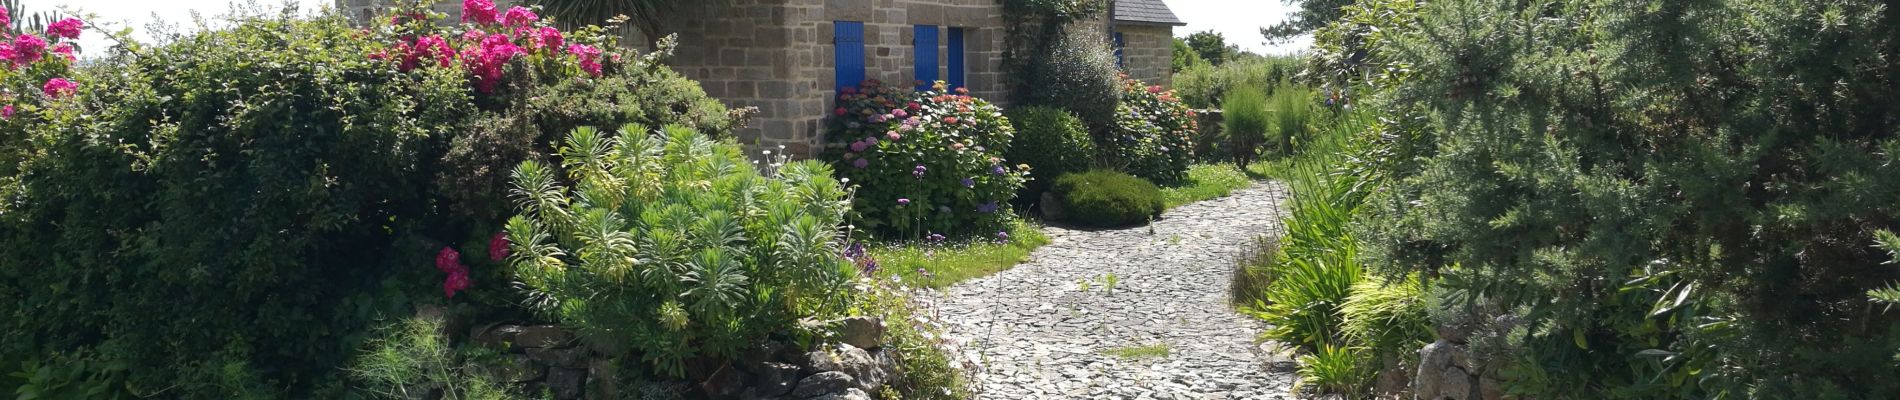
[1113,32,1126,68]
[913,25,939,91]
[835,21,865,91]
[947,27,966,90]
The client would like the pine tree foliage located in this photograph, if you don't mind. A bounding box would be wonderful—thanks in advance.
[1355,0,1900,396]
[505,124,854,376]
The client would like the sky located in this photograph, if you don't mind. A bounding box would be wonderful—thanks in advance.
[1164,0,1310,55]
[46,0,1308,57]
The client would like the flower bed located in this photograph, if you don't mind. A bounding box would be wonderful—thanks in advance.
[827,79,1027,238]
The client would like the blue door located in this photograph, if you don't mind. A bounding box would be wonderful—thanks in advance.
[914,25,939,90]
[947,27,966,90]
[1113,32,1126,68]
[835,21,865,91]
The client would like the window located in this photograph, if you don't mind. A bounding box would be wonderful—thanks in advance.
[1113,32,1126,68]
[947,27,966,90]
[914,25,939,91]
[835,21,865,91]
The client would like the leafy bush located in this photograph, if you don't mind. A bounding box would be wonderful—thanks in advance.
[1053,170,1164,228]
[1005,106,1095,196]
[1264,86,1315,159]
[1295,344,1373,396]
[349,316,521,400]
[504,125,854,375]
[1172,56,1304,109]
[1099,77,1196,184]
[1340,275,1432,361]
[1355,0,1900,396]
[1221,86,1269,167]
[0,5,730,396]
[826,80,1026,238]
[1018,27,1121,130]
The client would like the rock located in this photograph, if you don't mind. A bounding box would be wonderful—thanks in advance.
[696,364,744,400]
[867,347,901,386]
[587,358,619,400]
[833,317,886,350]
[1435,323,1469,345]
[470,324,524,350]
[1478,372,1505,400]
[526,346,589,369]
[515,325,574,348]
[480,354,545,383]
[808,388,873,400]
[746,362,800,397]
[737,340,786,367]
[1041,192,1066,220]
[805,344,882,391]
[791,371,854,398]
[546,367,587,400]
[1374,362,1411,396]
[1435,366,1475,400]
[1257,341,1299,373]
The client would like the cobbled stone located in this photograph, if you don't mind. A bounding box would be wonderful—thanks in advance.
[916,183,1298,399]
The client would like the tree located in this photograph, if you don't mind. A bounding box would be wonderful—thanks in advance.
[529,0,727,48]
[1183,30,1230,66]
[1260,0,1354,43]
[1170,38,1204,72]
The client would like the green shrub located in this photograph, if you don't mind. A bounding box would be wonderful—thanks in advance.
[1100,77,1196,184]
[1295,344,1373,396]
[504,125,854,376]
[1264,86,1314,159]
[1005,106,1095,196]
[1356,0,1900,396]
[826,80,1026,238]
[1053,170,1164,227]
[1222,86,1269,167]
[1340,275,1432,360]
[1172,56,1304,109]
[0,6,729,397]
[348,316,522,400]
[1019,27,1121,130]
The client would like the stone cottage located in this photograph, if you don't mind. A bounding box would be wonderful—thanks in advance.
[338,0,1186,157]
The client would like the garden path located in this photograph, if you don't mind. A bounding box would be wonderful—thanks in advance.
[919,183,1296,399]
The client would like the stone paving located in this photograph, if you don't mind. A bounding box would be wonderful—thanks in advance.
[916,183,1296,399]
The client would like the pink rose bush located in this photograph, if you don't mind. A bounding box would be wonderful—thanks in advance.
[0,6,84,120]
[376,3,617,93]
[827,79,1026,237]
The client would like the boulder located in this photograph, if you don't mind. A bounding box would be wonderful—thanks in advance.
[546,367,587,400]
[587,358,620,400]
[805,344,881,391]
[527,346,589,369]
[470,324,525,350]
[745,362,801,397]
[833,317,886,350]
[515,325,575,348]
[791,371,854,398]
[1416,340,1479,400]
[808,388,873,400]
[1257,341,1299,373]
[696,364,744,400]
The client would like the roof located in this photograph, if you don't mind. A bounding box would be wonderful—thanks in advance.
[1114,0,1186,26]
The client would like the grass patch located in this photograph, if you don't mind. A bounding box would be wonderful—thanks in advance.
[1161,163,1254,208]
[1102,343,1172,360]
[869,219,1050,288]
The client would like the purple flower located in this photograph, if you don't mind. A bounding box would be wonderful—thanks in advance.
[897,198,911,205]
[892,109,908,118]
[976,201,999,213]
[961,177,975,188]
[913,164,927,178]
[990,165,1006,176]
[996,230,1011,242]
[850,140,869,152]
[927,233,946,243]
[917,268,933,278]
[861,258,881,276]
[853,158,870,169]
[843,242,866,260]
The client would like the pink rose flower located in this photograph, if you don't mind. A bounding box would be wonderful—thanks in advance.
[534,27,564,50]
[51,43,73,62]
[489,232,510,261]
[2,105,14,119]
[12,34,45,65]
[503,6,539,28]
[41,77,76,98]
[567,44,602,76]
[46,17,82,40]
[462,0,499,24]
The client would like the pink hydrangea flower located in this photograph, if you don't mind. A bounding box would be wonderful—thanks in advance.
[503,6,538,28]
[885,131,901,141]
[488,232,510,261]
[46,18,82,40]
[12,34,45,65]
[853,158,870,169]
[462,0,499,24]
[41,77,75,98]
[850,140,869,152]
[2,105,13,119]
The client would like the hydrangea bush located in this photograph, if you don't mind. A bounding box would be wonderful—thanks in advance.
[827,79,1027,238]
[1099,76,1196,184]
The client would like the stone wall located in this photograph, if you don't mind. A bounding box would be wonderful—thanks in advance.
[1116,24,1175,86]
